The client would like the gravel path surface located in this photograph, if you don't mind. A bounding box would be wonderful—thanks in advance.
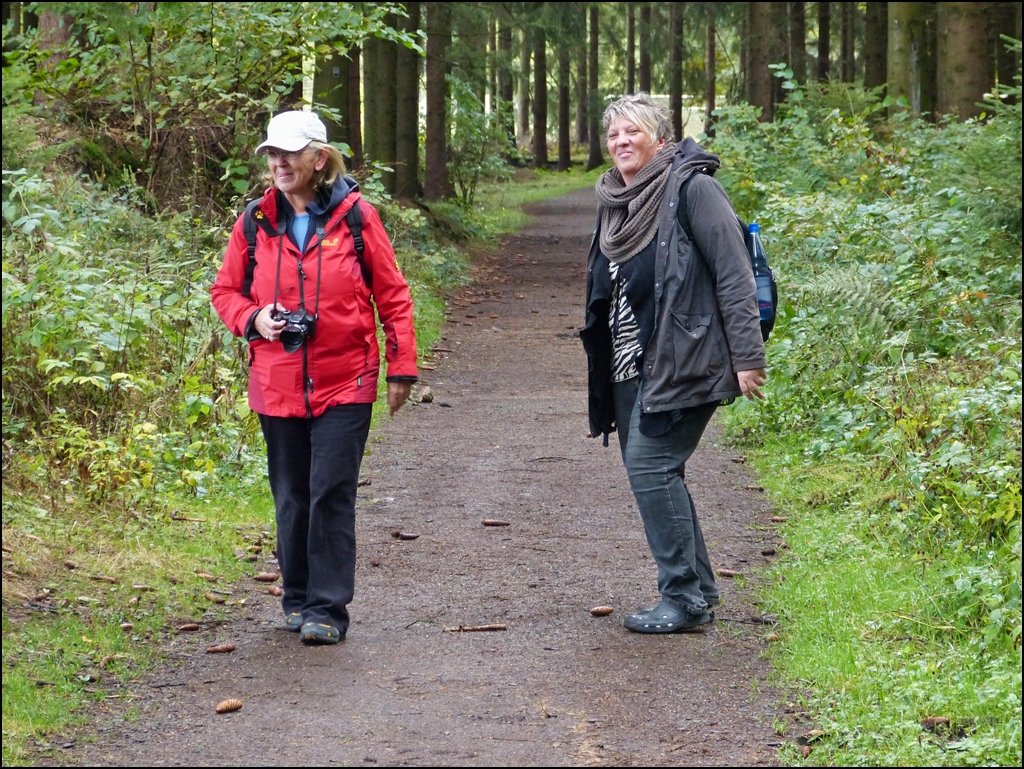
[72,187,783,767]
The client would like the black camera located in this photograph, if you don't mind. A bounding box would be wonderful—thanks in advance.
[273,308,316,354]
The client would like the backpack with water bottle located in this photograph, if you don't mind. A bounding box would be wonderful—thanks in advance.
[677,171,778,343]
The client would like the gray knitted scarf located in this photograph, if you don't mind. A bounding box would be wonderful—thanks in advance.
[595,143,675,265]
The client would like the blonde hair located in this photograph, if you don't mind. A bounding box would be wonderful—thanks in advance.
[602,92,674,144]
[261,142,348,191]
[308,141,347,189]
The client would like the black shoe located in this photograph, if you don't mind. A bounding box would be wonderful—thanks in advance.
[624,599,712,634]
[283,612,303,632]
[300,622,343,645]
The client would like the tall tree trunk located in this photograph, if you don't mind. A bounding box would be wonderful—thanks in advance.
[627,3,636,93]
[499,16,515,144]
[992,2,1019,95]
[576,3,588,145]
[489,15,497,112]
[362,37,381,162]
[817,1,831,81]
[2,1,21,66]
[889,2,936,117]
[639,4,651,92]
[749,2,773,121]
[863,2,888,91]
[313,50,350,147]
[518,26,532,146]
[790,2,807,84]
[587,5,605,170]
[558,40,571,170]
[395,2,421,198]
[532,26,548,168]
[937,1,991,119]
[378,22,399,194]
[771,2,789,108]
[670,3,684,140]
[424,2,450,201]
[348,44,363,169]
[840,1,855,82]
[705,23,717,137]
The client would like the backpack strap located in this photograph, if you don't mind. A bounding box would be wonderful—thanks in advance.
[241,199,280,299]
[345,199,371,289]
[241,200,262,299]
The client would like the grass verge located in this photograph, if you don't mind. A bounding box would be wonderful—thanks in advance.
[1,487,275,764]
[732,426,1023,766]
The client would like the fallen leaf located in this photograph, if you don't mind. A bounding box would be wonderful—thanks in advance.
[590,606,614,617]
[215,698,243,713]
[206,644,236,654]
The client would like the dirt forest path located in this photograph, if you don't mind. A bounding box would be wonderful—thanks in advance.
[75,188,784,767]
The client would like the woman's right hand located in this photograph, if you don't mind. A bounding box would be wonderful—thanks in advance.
[254,303,287,342]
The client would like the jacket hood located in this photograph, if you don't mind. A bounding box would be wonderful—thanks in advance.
[306,175,354,219]
[673,137,722,177]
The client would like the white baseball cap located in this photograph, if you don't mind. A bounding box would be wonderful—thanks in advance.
[255,111,328,155]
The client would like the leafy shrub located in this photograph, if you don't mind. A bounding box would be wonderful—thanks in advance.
[711,65,1022,766]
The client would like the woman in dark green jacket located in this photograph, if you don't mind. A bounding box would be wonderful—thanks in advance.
[580,93,767,633]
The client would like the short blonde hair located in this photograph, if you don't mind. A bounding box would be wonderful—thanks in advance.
[602,92,673,144]
[261,142,347,191]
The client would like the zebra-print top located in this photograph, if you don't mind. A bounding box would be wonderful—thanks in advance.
[609,261,642,382]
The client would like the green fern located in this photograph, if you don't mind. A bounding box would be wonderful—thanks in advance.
[801,265,903,345]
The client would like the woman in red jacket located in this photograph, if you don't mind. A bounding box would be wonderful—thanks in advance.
[211,111,418,645]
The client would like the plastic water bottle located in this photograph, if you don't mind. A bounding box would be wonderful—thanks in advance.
[748,222,774,324]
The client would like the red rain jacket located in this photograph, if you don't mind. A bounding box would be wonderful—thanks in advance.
[211,184,417,417]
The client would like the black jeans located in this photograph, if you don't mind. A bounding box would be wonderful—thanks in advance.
[259,403,372,632]
[613,378,719,614]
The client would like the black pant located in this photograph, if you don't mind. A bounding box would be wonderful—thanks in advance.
[259,403,372,632]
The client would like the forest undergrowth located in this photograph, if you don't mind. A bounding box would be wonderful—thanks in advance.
[716,68,1022,766]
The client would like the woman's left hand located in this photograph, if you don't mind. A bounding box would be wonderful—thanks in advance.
[387,381,413,416]
[737,368,767,400]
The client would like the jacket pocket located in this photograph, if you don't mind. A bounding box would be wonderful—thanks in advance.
[670,312,721,384]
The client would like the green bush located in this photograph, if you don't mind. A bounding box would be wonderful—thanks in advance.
[711,62,1022,766]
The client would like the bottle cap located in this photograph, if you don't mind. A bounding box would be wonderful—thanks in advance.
[748,222,761,233]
